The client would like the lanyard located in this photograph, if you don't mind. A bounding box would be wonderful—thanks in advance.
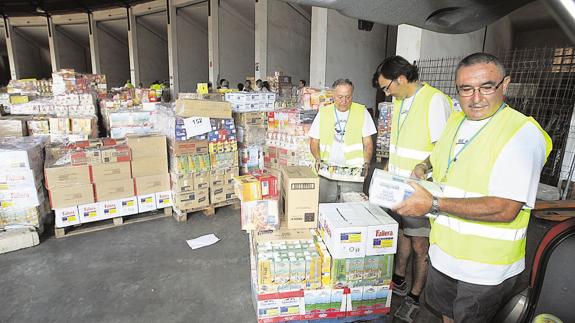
[334,107,348,138]
[395,84,423,146]
[442,102,507,182]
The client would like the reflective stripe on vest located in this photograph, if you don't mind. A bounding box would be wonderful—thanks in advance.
[429,106,552,284]
[389,83,452,175]
[319,103,365,167]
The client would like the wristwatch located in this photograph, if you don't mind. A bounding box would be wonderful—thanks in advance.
[430,196,441,214]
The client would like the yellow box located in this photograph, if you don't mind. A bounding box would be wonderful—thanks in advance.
[233,175,261,202]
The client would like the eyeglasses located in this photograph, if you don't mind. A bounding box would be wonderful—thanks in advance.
[381,79,394,93]
[456,78,506,97]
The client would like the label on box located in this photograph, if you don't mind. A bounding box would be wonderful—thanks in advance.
[99,200,121,218]
[78,203,106,224]
[119,197,138,216]
[137,194,157,213]
[156,191,173,208]
[55,206,80,228]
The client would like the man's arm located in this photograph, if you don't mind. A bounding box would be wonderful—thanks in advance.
[393,182,524,223]
[362,135,373,164]
[310,138,321,170]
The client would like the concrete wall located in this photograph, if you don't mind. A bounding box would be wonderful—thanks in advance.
[267,0,310,85]
[177,9,209,92]
[97,20,130,88]
[55,25,90,73]
[13,27,51,79]
[219,3,254,86]
[325,10,390,109]
[137,18,169,87]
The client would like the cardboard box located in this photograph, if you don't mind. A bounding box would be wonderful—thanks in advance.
[45,165,92,189]
[281,166,319,229]
[254,225,313,243]
[90,162,132,182]
[70,148,102,166]
[233,175,262,202]
[169,139,208,156]
[175,99,232,118]
[134,173,170,195]
[369,169,443,209]
[127,134,167,159]
[94,179,135,201]
[210,169,226,187]
[194,172,210,190]
[155,191,173,208]
[319,203,398,259]
[55,206,80,228]
[170,173,194,192]
[241,199,279,231]
[49,184,94,209]
[98,200,122,218]
[100,145,131,163]
[210,185,226,204]
[131,157,168,177]
[118,196,138,216]
[78,203,105,224]
[173,189,208,210]
[137,194,157,213]
[253,173,279,200]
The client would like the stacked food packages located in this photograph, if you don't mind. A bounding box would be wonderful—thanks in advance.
[299,87,334,110]
[267,72,296,107]
[2,70,104,143]
[235,171,280,231]
[265,109,317,170]
[376,102,393,160]
[0,137,50,230]
[234,112,268,175]
[237,165,398,322]
[44,134,172,228]
[224,92,276,113]
[169,98,239,212]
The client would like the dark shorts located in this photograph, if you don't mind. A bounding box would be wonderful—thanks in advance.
[425,264,517,323]
[387,209,430,237]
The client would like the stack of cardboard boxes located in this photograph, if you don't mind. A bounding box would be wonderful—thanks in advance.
[234,112,267,175]
[299,87,334,110]
[376,102,393,161]
[170,98,239,212]
[224,92,276,113]
[235,172,280,231]
[237,166,399,322]
[169,139,211,212]
[267,72,296,107]
[265,109,317,170]
[0,137,50,229]
[45,134,171,228]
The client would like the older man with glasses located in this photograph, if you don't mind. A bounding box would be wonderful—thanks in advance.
[375,55,452,323]
[394,52,552,323]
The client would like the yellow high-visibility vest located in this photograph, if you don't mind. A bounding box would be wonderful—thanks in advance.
[319,103,366,167]
[429,105,552,284]
[389,83,452,177]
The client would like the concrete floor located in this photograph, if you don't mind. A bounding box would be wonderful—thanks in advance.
[0,205,555,323]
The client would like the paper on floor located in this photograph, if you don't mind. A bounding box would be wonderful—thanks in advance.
[186,233,220,250]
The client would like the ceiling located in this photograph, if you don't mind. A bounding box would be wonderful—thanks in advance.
[0,0,149,17]
[281,0,540,34]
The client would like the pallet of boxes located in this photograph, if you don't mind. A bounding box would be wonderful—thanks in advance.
[45,134,172,238]
[170,98,239,221]
[236,165,399,322]
[0,137,50,253]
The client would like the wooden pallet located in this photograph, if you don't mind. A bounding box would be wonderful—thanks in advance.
[54,207,172,238]
[172,199,240,222]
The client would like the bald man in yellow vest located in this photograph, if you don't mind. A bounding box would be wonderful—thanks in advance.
[395,53,552,323]
[309,78,377,203]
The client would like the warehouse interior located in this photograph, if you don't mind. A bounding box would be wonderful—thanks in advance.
[1,0,574,322]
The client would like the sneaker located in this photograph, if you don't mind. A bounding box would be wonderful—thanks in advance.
[392,279,409,297]
[394,296,420,323]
